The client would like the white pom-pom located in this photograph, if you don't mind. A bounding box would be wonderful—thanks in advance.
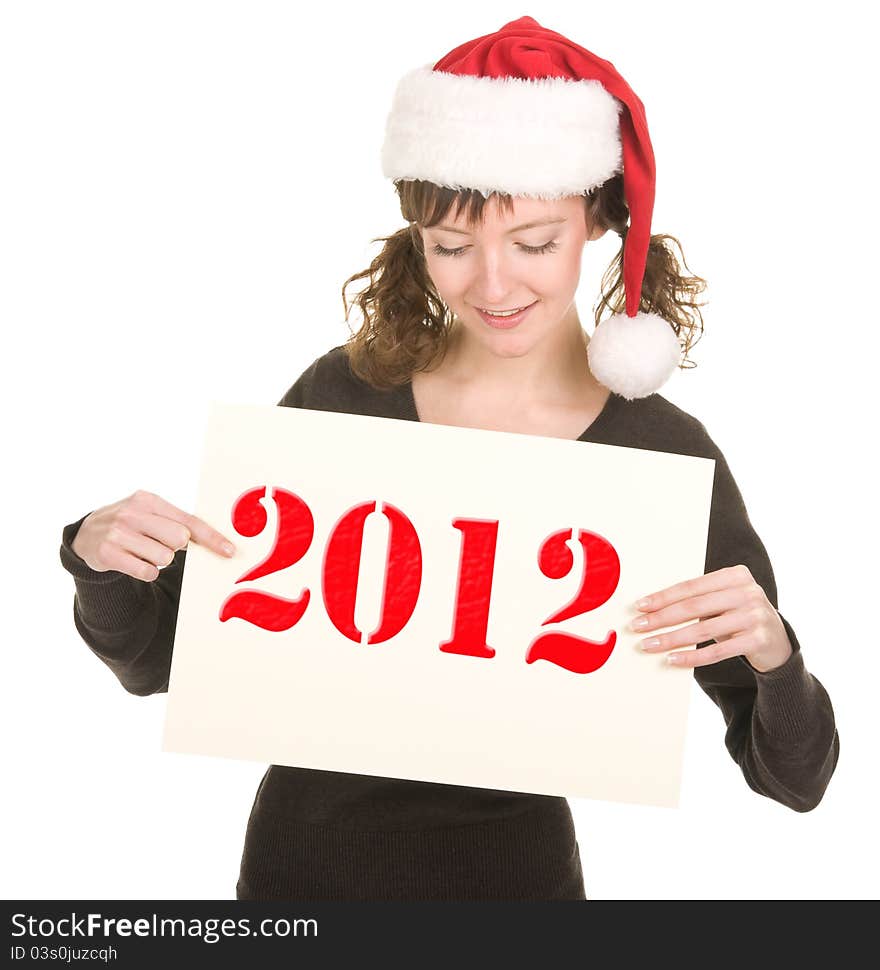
[586,311,681,400]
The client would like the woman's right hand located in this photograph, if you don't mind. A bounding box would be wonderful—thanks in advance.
[70,489,236,582]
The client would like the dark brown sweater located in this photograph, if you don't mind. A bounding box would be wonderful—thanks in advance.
[59,344,840,901]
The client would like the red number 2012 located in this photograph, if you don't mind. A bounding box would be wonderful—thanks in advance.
[218,486,620,675]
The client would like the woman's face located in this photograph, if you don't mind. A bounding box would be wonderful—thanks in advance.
[420,194,605,357]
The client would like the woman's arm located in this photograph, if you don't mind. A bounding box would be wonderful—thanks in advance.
[692,432,840,812]
[59,353,326,696]
[59,514,185,695]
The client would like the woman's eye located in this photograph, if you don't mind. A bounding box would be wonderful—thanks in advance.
[430,240,559,258]
[521,240,559,255]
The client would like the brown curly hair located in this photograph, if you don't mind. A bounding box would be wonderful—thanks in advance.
[341,176,707,390]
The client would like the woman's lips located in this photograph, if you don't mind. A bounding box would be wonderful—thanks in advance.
[475,301,537,329]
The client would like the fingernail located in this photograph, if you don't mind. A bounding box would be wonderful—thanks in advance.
[631,617,649,630]
[222,542,235,556]
[666,653,681,664]
[636,597,651,609]
[641,638,661,651]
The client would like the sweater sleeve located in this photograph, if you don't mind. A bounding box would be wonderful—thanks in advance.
[59,516,185,695]
[692,428,840,812]
[59,356,324,696]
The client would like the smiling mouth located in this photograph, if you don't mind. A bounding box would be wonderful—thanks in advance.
[476,304,532,316]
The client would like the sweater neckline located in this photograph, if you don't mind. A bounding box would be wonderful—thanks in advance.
[399,376,623,443]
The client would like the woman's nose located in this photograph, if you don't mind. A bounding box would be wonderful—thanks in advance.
[472,250,517,301]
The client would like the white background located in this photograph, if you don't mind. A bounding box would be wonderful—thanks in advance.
[3,0,876,900]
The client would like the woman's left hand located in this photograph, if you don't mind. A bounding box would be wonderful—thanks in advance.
[632,564,793,673]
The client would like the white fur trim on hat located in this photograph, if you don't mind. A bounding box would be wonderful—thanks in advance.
[381,65,623,200]
[587,311,681,400]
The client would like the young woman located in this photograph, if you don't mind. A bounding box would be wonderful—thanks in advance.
[60,16,839,900]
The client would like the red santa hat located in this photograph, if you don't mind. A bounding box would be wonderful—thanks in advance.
[380,15,681,400]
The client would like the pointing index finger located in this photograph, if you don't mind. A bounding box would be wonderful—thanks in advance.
[140,491,236,557]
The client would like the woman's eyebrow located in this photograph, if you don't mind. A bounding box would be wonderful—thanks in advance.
[433,217,567,235]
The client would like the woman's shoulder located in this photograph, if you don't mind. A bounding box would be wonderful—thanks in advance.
[303,343,356,390]
[276,344,355,406]
[278,344,406,417]
[610,391,721,461]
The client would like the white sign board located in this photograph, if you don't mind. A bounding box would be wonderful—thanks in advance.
[161,403,715,808]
